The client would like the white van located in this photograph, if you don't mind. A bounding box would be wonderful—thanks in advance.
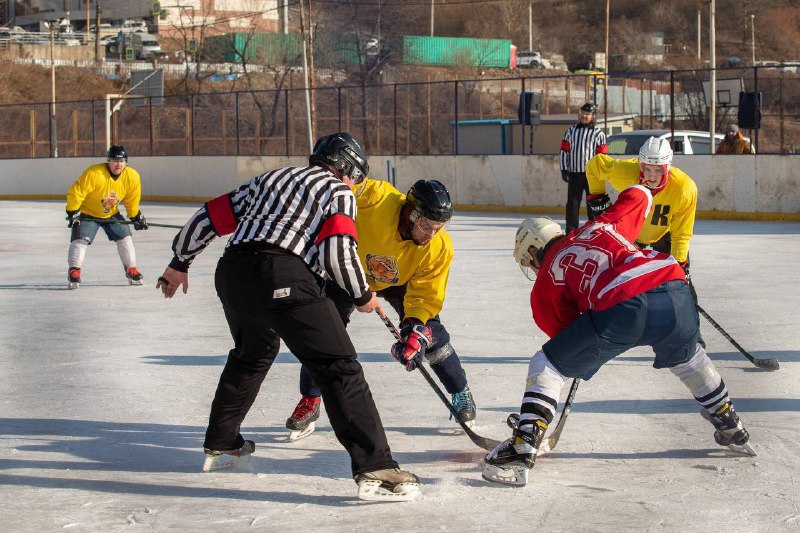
[607,129,731,155]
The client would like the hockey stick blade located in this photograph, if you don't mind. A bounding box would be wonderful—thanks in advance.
[379,315,502,451]
[696,305,779,370]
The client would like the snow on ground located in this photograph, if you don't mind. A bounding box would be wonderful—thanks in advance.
[0,200,798,532]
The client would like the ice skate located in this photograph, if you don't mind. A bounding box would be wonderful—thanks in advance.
[67,267,81,290]
[701,403,756,456]
[450,385,477,428]
[286,395,321,441]
[202,440,255,472]
[125,266,144,286]
[355,467,421,502]
[482,419,547,487]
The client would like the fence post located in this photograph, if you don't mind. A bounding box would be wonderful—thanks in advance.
[149,97,154,156]
[393,83,398,156]
[753,65,759,153]
[337,87,342,131]
[669,70,675,141]
[285,89,290,156]
[190,94,195,156]
[453,80,459,155]
[236,92,241,156]
[91,99,96,156]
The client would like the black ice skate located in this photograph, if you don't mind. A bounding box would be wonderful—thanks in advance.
[482,418,547,487]
[354,467,421,502]
[202,440,255,472]
[67,267,81,289]
[450,385,477,428]
[701,402,756,456]
[286,395,321,441]
[125,266,144,286]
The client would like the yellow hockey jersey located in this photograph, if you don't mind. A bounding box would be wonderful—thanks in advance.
[354,179,453,323]
[586,153,697,263]
[65,163,142,219]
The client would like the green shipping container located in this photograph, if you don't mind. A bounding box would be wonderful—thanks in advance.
[403,35,511,68]
[204,33,302,63]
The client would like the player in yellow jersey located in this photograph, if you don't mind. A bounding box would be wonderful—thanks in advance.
[285,179,478,440]
[585,136,705,346]
[64,145,149,289]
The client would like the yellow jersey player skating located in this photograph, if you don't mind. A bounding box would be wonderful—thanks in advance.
[286,179,478,440]
[64,145,149,288]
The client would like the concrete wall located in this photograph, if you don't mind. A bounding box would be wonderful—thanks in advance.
[1,154,798,219]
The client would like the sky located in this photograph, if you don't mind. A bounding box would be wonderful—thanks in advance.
[1,200,798,532]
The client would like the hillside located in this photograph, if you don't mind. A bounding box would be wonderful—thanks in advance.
[1,0,799,105]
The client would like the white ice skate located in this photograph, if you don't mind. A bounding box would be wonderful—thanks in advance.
[288,422,316,442]
[201,440,255,472]
[355,468,421,502]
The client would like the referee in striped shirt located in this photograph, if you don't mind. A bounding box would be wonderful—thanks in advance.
[560,103,608,232]
[156,132,419,497]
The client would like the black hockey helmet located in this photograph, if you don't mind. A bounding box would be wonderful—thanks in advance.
[309,132,369,183]
[107,144,128,161]
[405,180,453,223]
[580,102,596,114]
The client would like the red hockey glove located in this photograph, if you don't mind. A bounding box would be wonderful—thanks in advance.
[391,318,432,372]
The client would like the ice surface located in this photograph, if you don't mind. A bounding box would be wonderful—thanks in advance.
[1,200,798,532]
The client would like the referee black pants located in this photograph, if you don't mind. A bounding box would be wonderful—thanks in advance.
[205,245,398,476]
[565,171,593,232]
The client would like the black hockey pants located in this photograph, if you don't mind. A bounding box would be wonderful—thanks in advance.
[205,243,398,476]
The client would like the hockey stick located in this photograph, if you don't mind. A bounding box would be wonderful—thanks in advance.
[379,314,502,451]
[696,304,779,370]
[73,218,183,229]
[545,378,581,451]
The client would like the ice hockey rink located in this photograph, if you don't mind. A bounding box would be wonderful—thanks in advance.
[1,199,798,532]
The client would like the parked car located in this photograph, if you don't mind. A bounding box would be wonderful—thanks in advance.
[517,51,549,69]
[607,129,733,155]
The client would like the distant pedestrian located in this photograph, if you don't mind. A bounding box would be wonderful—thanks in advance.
[560,103,608,232]
[717,124,754,154]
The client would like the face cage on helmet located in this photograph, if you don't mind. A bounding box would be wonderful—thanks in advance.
[638,163,670,191]
[409,209,447,236]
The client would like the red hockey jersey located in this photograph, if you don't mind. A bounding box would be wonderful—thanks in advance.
[531,185,686,338]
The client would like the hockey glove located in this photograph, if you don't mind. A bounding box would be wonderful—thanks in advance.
[586,193,611,219]
[391,318,432,372]
[131,212,149,231]
[66,209,81,228]
[561,170,570,183]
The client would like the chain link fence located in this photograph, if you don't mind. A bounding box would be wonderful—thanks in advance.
[1,65,798,159]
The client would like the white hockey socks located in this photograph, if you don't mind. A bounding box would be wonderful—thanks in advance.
[67,239,88,268]
[116,236,137,269]
[670,343,730,414]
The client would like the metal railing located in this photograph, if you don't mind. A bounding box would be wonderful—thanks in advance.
[0,64,798,159]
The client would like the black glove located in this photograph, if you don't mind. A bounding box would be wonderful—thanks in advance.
[131,212,149,231]
[586,193,611,219]
[561,170,570,183]
[390,318,433,372]
[66,209,80,228]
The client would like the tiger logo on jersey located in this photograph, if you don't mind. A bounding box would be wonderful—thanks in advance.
[366,254,399,284]
[100,191,120,213]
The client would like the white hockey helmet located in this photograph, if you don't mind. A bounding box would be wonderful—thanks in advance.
[513,217,564,279]
[638,136,673,191]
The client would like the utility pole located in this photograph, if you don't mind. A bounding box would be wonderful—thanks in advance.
[709,0,716,150]
[697,10,701,59]
[528,3,532,51]
[750,14,755,66]
[49,21,58,157]
[298,0,314,152]
[430,0,434,36]
[94,2,101,62]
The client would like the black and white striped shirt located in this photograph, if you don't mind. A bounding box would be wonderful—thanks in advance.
[169,165,371,304]
[560,123,607,173]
